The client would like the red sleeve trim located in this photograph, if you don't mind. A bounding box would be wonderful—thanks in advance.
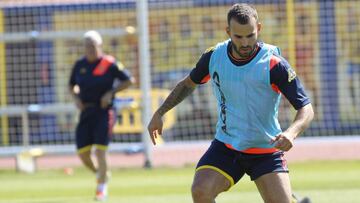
[270,55,282,93]
[270,55,281,70]
[271,84,281,94]
[200,74,210,84]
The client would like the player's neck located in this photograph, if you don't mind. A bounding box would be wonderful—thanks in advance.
[86,53,103,63]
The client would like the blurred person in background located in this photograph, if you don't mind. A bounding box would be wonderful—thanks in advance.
[69,30,134,201]
[148,3,313,203]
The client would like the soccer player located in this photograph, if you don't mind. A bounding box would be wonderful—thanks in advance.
[69,30,134,201]
[148,3,314,203]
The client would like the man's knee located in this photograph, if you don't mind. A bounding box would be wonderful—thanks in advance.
[191,180,215,201]
[191,176,225,202]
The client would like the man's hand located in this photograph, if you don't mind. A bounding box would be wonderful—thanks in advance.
[272,104,314,151]
[101,91,113,109]
[270,133,295,151]
[146,76,197,145]
[147,112,163,145]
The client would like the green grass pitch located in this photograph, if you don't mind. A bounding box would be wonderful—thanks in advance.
[0,160,359,203]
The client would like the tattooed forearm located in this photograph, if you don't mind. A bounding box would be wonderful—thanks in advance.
[156,80,196,116]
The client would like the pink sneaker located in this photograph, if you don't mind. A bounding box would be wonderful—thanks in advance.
[94,189,108,201]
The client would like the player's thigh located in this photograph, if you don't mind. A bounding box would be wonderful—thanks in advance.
[192,168,231,195]
[95,148,107,161]
[78,150,92,161]
[193,139,245,193]
[254,172,292,203]
[93,109,112,147]
[76,111,93,151]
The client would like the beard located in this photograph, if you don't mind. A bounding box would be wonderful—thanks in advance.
[232,43,257,59]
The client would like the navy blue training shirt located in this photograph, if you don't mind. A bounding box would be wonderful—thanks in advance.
[69,55,131,105]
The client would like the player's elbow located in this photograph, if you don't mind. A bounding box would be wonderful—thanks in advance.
[183,75,198,89]
[129,76,136,85]
[125,77,135,88]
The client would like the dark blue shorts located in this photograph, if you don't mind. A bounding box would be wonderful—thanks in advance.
[75,107,115,153]
[196,139,288,186]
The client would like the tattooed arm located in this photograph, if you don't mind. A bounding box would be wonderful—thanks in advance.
[156,76,197,116]
[148,76,197,144]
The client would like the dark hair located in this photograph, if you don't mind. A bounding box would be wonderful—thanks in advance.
[227,3,258,25]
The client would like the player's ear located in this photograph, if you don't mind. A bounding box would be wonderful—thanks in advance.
[226,26,230,36]
[257,22,262,32]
